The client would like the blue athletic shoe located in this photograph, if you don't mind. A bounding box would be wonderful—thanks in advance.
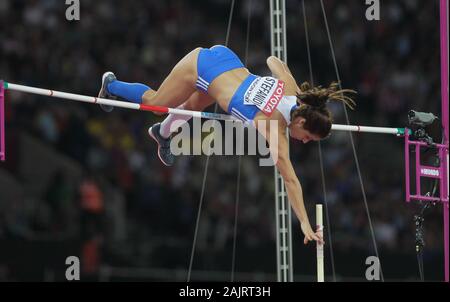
[148,123,175,166]
[98,71,117,112]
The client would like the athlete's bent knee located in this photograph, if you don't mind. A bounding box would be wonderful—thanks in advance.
[142,94,153,105]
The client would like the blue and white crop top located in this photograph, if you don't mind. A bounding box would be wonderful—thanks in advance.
[227,74,298,125]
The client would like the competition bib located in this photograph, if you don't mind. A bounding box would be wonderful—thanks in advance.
[243,77,285,116]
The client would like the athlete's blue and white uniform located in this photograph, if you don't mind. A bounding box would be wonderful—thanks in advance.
[196,45,298,125]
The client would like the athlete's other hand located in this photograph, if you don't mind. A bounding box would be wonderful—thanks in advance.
[301,221,323,245]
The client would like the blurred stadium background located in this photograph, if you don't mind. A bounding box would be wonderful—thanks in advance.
[0,0,445,281]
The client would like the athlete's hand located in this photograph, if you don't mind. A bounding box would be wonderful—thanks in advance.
[301,221,323,245]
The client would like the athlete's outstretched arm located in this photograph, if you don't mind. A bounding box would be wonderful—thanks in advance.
[266,56,294,76]
[266,56,300,95]
[258,122,321,244]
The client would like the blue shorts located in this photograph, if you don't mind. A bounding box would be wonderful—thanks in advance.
[196,45,245,92]
[227,74,260,123]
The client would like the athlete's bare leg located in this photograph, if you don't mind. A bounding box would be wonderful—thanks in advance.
[182,91,215,111]
[158,91,215,137]
[142,48,202,109]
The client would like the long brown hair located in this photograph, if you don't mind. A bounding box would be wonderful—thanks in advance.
[291,81,356,139]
